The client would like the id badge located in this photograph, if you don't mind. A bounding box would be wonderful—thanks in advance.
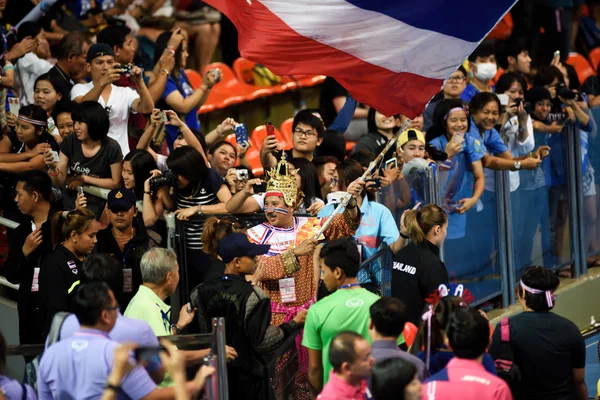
[279,277,296,303]
[31,267,40,292]
[123,268,133,293]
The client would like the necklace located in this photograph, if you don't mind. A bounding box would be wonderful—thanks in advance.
[184,181,202,200]
[339,283,361,290]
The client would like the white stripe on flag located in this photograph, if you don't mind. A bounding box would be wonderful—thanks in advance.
[259,0,476,79]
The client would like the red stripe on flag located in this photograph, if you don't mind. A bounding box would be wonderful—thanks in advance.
[206,0,443,118]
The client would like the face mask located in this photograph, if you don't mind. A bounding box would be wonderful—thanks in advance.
[474,63,497,82]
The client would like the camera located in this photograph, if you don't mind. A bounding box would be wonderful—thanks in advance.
[235,169,249,181]
[116,64,133,75]
[365,178,382,190]
[149,170,177,194]
[514,98,534,114]
[425,144,448,162]
[158,110,168,124]
[556,83,577,101]
[208,68,222,83]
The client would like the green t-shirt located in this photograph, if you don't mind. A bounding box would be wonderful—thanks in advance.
[302,288,380,385]
[124,285,171,336]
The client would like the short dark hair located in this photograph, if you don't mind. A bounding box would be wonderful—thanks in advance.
[427,99,470,142]
[320,238,360,278]
[370,297,408,338]
[17,21,41,42]
[35,72,65,98]
[495,72,528,97]
[336,159,363,192]
[469,92,501,115]
[329,331,365,373]
[468,42,495,62]
[316,130,346,163]
[497,37,528,69]
[519,266,560,311]
[73,282,113,327]
[167,146,209,183]
[446,307,490,359]
[367,108,400,134]
[55,32,91,60]
[97,25,131,49]
[293,109,325,137]
[53,100,75,120]
[17,170,52,202]
[313,155,340,168]
[81,254,123,299]
[348,150,375,169]
[533,65,563,87]
[71,101,110,141]
[372,358,417,400]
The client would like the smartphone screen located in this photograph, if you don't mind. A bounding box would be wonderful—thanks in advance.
[385,158,398,169]
[234,123,249,145]
[135,346,166,364]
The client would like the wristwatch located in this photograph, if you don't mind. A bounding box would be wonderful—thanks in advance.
[196,205,203,215]
[171,323,182,334]
[513,161,521,170]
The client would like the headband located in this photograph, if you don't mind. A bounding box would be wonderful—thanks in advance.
[18,115,47,126]
[520,280,555,308]
[444,107,468,122]
[264,206,290,215]
[265,191,284,199]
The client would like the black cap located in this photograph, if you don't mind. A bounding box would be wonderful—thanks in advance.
[107,188,136,211]
[86,43,114,63]
[217,233,271,263]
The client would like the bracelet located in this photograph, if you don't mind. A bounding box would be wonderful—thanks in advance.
[160,69,170,76]
[196,205,203,215]
[48,166,60,177]
[171,323,182,334]
[104,383,122,393]
[144,191,151,195]
[400,232,409,239]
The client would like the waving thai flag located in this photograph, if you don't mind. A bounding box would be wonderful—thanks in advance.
[205,0,516,118]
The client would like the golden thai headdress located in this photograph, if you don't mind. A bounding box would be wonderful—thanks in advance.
[265,152,300,207]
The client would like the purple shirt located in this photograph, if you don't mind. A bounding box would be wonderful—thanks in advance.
[38,328,156,400]
[424,358,512,400]
[370,340,429,381]
[0,376,37,400]
[51,312,161,371]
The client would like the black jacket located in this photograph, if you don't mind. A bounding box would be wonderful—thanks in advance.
[2,208,54,345]
[39,244,83,336]
[391,240,449,324]
[95,220,157,310]
[191,274,299,400]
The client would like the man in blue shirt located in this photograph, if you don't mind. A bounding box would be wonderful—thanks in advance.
[461,44,497,103]
[38,282,206,399]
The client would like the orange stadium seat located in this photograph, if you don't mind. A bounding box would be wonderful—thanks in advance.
[403,322,419,348]
[566,52,596,84]
[232,57,290,94]
[589,47,600,72]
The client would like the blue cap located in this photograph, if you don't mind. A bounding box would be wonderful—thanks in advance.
[107,188,136,211]
[217,233,270,263]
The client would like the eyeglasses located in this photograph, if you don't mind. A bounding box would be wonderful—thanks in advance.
[447,76,466,83]
[293,128,318,138]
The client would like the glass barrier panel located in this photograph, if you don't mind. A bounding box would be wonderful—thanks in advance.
[585,107,600,269]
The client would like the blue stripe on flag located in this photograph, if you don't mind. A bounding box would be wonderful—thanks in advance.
[345,0,517,42]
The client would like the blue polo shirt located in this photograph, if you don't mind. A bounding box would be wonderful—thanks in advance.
[51,312,161,372]
[162,69,200,149]
[460,83,495,103]
[467,119,508,156]
[38,329,157,399]
[429,134,485,239]
[318,195,399,260]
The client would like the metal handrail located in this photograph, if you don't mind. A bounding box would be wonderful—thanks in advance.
[0,216,20,290]
[0,276,18,290]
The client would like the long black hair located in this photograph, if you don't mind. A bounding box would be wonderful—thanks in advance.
[167,146,209,186]
[154,30,184,78]
[124,150,158,200]
[290,157,322,209]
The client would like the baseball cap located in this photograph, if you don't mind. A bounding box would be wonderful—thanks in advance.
[397,129,426,148]
[217,233,271,263]
[86,43,114,63]
[107,188,136,211]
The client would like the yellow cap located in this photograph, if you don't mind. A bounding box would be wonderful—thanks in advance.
[397,129,426,148]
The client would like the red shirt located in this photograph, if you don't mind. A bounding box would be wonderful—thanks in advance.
[317,371,370,400]
[423,358,512,400]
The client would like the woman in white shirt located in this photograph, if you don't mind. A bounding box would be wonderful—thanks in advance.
[14,22,52,106]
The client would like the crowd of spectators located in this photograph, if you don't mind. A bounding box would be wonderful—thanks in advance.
[0,0,596,398]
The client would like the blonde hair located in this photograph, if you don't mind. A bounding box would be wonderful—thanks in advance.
[404,204,447,244]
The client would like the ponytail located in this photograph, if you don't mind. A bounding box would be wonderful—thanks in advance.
[51,208,97,249]
[201,216,242,256]
[404,204,447,244]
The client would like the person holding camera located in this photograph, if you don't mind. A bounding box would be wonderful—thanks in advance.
[71,43,154,156]
[45,102,123,218]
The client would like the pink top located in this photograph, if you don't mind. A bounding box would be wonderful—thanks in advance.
[423,358,513,400]
[317,371,370,400]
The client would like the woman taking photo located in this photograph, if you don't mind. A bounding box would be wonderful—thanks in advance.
[45,101,123,218]
[146,144,231,290]
[390,203,449,325]
[489,267,587,400]
[0,105,59,226]
[427,99,485,278]
[153,30,219,149]
[33,73,65,143]
[39,208,98,335]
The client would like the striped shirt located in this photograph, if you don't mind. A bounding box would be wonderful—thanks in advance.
[175,168,223,250]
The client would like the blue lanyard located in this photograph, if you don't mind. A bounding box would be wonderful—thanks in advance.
[339,283,361,290]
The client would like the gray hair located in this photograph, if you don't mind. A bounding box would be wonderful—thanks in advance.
[140,248,178,284]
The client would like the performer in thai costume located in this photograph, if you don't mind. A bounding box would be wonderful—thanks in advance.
[244,154,363,400]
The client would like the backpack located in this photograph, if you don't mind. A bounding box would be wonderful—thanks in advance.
[494,317,521,399]
[23,312,71,392]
